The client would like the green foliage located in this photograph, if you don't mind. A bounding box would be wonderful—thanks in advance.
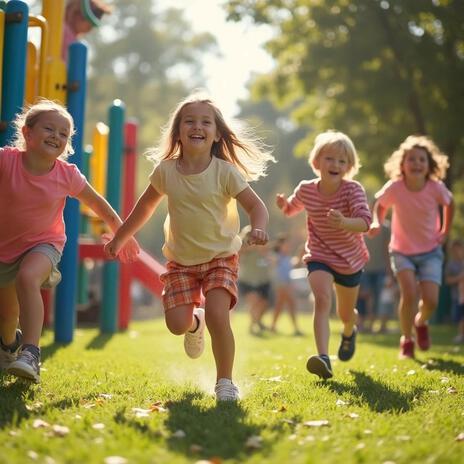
[226,0,464,231]
[1,314,463,463]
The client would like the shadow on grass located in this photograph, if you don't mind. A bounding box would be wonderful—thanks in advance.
[0,373,37,429]
[323,370,425,413]
[415,357,464,376]
[85,333,113,350]
[115,391,269,460]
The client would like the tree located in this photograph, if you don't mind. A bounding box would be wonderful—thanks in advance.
[226,0,464,232]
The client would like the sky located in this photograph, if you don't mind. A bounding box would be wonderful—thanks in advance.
[157,0,275,119]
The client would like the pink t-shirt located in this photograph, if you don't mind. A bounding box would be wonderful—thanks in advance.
[0,148,86,263]
[286,179,372,274]
[375,179,452,255]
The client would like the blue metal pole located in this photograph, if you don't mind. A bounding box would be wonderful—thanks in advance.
[0,1,28,147]
[54,42,87,343]
[101,100,125,333]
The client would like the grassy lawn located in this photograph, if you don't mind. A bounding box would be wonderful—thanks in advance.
[1,311,463,464]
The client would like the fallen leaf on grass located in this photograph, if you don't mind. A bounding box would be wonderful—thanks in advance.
[447,387,458,394]
[456,432,464,442]
[149,401,168,412]
[32,419,50,428]
[336,399,348,406]
[406,370,416,376]
[50,425,70,437]
[27,450,39,460]
[26,402,43,412]
[303,420,330,427]
[92,423,105,430]
[132,408,151,418]
[272,405,287,413]
[245,435,263,449]
[104,457,128,464]
[348,413,359,419]
[396,435,411,441]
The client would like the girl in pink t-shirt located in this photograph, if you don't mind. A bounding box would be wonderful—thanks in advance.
[0,100,139,383]
[370,135,453,359]
[276,131,371,380]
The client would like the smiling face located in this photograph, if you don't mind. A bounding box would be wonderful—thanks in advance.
[178,102,220,156]
[401,147,430,182]
[22,111,72,160]
[315,146,351,185]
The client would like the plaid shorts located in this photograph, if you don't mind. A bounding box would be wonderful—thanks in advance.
[160,254,239,311]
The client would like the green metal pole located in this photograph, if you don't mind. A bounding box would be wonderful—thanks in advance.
[101,100,125,333]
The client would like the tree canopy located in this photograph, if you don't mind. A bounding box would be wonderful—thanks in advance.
[227,1,464,181]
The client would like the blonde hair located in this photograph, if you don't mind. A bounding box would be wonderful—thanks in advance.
[11,99,75,160]
[384,135,449,181]
[309,130,360,179]
[146,91,275,181]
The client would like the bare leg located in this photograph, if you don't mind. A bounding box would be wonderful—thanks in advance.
[335,284,359,336]
[204,288,234,381]
[15,253,52,347]
[416,280,439,325]
[308,271,333,355]
[0,284,19,346]
[395,270,418,338]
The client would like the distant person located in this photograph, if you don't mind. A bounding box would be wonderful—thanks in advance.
[238,226,272,335]
[0,100,139,382]
[276,131,371,379]
[270,234,303,336]
[369,135,453,359]
[376,274,398,334]
[105,92,275,401]
[357,221,391,332]
[62,0,112,60]
[444,239,464,344]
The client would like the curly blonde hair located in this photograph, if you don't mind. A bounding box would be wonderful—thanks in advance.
[146,90,275,181]
[11,99,75,161]
[384,135,449,181]
[309,130,360,179]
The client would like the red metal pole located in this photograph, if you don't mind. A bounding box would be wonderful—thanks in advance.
[118,120,137,330]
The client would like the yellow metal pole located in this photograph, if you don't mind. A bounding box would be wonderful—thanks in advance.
[41,0,66,102]
[25,41,38,104]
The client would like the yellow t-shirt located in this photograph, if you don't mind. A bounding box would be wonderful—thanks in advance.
[150,157,249,265]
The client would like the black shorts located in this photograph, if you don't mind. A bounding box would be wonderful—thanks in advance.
[307,261,363,288]
[238,281,271,300]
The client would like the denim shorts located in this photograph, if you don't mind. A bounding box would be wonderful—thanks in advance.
[389,246,444,285]
[307,261,363,288]
[0,244,62,288]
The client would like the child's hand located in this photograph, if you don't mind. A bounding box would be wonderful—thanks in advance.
[103,233,140,263]
[245,228,269,246]
[367,222,381,238]
[327,209,346,229]
[275,194,287,211]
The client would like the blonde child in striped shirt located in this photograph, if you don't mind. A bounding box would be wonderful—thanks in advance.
[276,131,371,379]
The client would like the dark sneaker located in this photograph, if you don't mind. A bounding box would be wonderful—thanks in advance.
[7,349,40,383]
[414,322,430,351]
[0,329,23,370]
[399,336,414,359]
[338,327,357,361]
[306,355,333,379]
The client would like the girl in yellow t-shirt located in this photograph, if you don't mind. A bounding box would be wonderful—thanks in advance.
[105,91,275,401]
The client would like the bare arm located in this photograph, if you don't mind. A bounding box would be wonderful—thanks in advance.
[236,186,269,245]
[367,200,388,237]
[439,199,454,243]
[105,184,163,258]
[76,182,140,261]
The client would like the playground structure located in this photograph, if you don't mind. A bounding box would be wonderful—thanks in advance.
[0,0,165,343]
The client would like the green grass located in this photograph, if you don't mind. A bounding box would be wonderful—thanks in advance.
[1,312,463,464]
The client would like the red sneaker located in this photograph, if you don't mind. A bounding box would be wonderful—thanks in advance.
[399,337,415,359]
[414,322,430,351]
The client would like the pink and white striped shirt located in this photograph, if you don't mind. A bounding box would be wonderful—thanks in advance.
[285,179,371,274]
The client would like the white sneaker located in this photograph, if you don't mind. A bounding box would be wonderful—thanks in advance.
[184,308,205,359]
[215,378,240,401]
